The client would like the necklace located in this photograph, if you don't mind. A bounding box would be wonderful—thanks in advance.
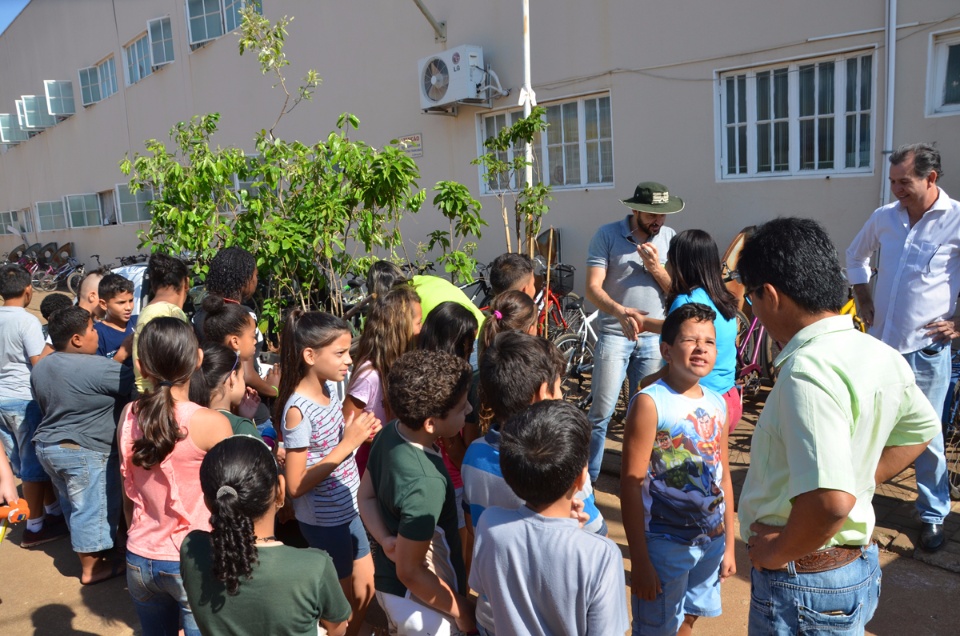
[255,536,278,543]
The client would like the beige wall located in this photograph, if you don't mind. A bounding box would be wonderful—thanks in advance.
[2,1,959,295]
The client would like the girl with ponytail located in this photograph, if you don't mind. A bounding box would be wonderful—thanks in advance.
[117,317,233,636]
[276,309,381,636]
[189,342,261,438]
[477,290,537,358]
[180,436,352,635]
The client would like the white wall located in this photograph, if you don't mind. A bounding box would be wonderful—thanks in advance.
[1,1,958,296]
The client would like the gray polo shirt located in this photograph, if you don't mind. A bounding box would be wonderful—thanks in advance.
[586,215,675,336]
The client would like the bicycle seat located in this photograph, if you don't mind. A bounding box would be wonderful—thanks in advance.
[567,296,583,310]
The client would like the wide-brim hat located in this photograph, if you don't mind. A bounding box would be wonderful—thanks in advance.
[621,182,684,214]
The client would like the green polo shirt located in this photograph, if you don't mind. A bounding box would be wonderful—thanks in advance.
[738,315,939,547]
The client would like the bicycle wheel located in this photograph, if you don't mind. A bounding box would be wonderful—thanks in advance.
[32,270,57,292]
[548,293,583,341]
[67,270,84,295]
[735,310,750,347]
[555,333,594,402]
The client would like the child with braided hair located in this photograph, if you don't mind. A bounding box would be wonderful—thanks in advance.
[180,436,351,635]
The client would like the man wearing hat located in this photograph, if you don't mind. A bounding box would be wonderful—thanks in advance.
[584,182,683,481]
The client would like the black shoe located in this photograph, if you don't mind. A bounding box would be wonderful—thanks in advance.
[920,523,946,552]
[20,520,69,549]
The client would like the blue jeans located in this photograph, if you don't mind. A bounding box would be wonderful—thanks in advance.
[587,333,662,481]
[632,534,725,636]
[940,350,960,429]
[748,544,880,635]
[35,442,119,553]
[126,551,200,636]
[0,397,47,482]
[903,347,952,524]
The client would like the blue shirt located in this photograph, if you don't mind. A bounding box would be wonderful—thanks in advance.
[94,315,138,367]
[461,425,605,534]
[669,287,736,393]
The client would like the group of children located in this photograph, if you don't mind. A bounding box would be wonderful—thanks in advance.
[0,241,738,636]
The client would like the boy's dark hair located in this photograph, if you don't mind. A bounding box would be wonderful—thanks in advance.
[148,253,189,295]
[0,264,31,300]
[479,332,564,423]
[500,400,590,507]
[489,253,535,296]
[40,293,74,320]
[737,217,846,314]
[387,349,472,431]
[206,247,257,300]
[660,303,717,346]
[98,273,134,302]
[48,306,92,351]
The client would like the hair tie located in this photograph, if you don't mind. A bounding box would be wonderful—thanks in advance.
[493,310,503,320]
[157,381,174,388]
[216,485,238,500]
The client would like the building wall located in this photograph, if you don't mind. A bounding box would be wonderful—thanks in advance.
[1,1,958,295]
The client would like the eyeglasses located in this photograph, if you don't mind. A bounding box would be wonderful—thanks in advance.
[731,270,759,305]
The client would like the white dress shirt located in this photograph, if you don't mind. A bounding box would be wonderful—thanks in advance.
[846,188,960,353]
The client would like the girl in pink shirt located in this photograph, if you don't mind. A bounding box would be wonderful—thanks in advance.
[118,318,232,636]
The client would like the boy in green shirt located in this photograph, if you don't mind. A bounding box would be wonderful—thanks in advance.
[359,349,475,635]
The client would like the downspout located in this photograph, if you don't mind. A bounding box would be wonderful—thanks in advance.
[880,0,897,206]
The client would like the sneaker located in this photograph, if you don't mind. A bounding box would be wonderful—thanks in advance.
[21,520,69,549]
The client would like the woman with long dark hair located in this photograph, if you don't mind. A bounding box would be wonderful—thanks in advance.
[180,436,351,635]
[641,229,742,430]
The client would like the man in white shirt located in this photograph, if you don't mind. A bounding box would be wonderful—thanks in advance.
[846,143,959,552]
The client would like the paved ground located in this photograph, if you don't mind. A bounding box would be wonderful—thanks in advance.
[3,291,960,634]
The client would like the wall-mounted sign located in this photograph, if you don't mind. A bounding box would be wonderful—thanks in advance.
[398,133,423,158]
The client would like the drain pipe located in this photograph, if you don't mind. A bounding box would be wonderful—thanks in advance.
[880,0,897,207]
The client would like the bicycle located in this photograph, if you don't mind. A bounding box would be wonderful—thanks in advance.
[458,262,494,310]
[533,260,580,340]
[31,257,85,293]
[555,299,632,422]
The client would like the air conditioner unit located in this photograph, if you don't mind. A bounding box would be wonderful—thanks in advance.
[417,45,486,110]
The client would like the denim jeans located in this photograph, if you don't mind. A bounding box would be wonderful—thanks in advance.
[35,442,119,553]
[748,544,880,635]
[126,551,200,636]
[903,347,952,524]
[587,333,662,481]
[940,350,960,429]
[0,397,47,482]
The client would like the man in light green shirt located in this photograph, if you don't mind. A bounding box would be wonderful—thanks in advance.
[735,218,938,636]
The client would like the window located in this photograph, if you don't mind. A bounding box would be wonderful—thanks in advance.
[0,209,33,235]
[99,190,117,225]
[78,67,101,106]
[78,57,117,106]
[125,34,153,85]
[98,57,118,99]
[186,0,261,47]
[148,17,175,67]
[20,95,57,129]
[928,31,960,116]
[44,80,76,117]
[717,50,874,179]
[116,184,154,224]
[15,99,26,126]
[478,94,613,193]
[0,113,29,144]
[36,200,68,231]
[63,194,102,228]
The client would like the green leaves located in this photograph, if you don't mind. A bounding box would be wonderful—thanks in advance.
[124,9,487,329]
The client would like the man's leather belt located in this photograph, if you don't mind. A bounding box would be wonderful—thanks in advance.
[777,545,865,574]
